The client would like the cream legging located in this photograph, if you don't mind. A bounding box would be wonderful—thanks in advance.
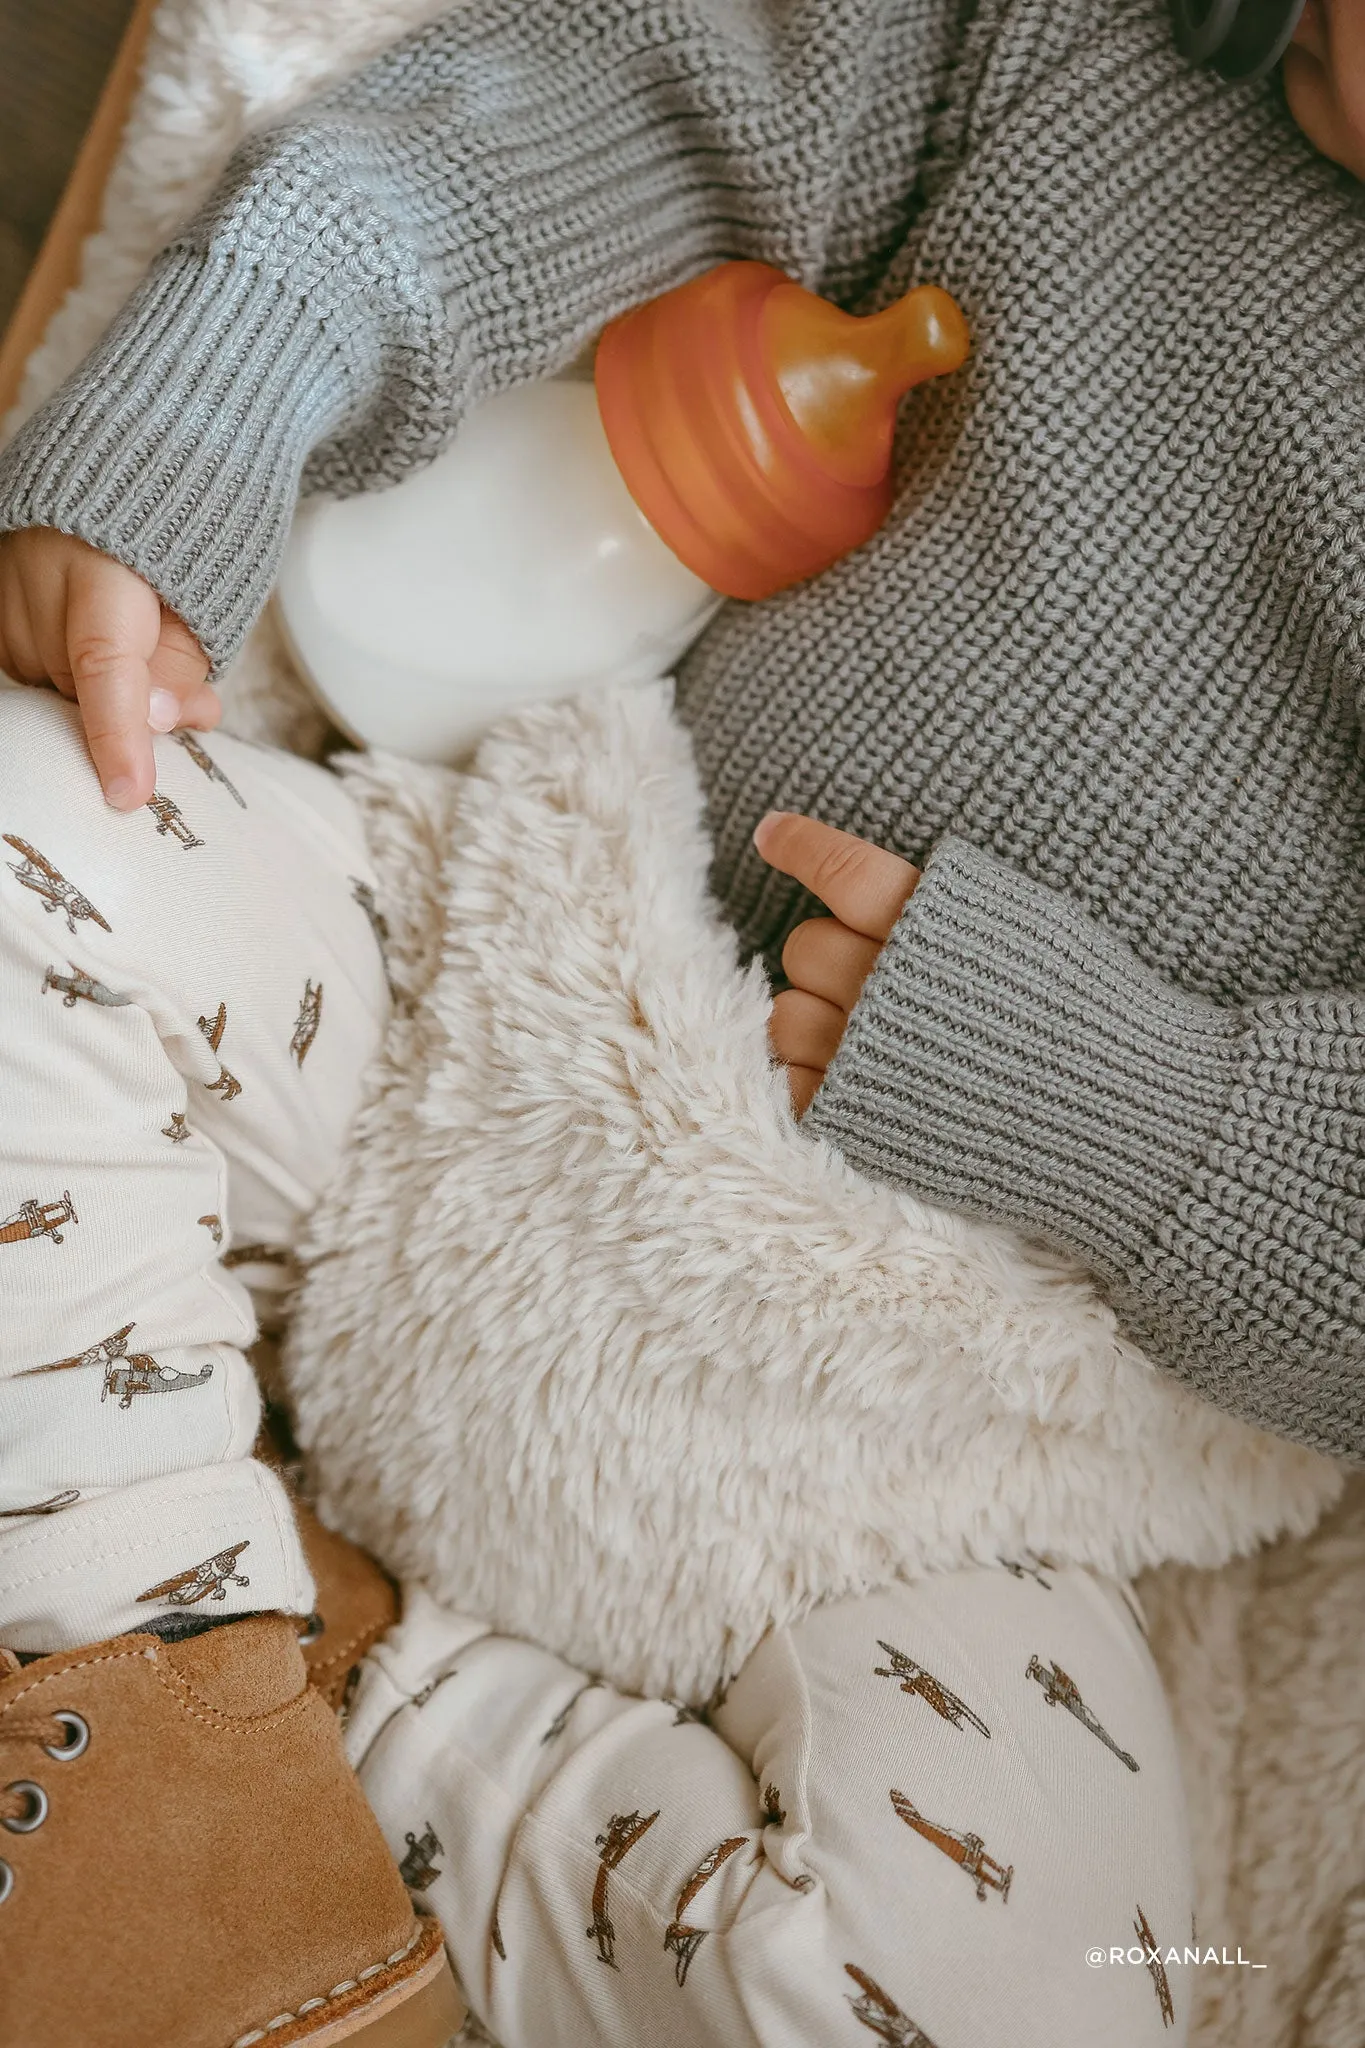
[0,678,1192,2045]
[351,1570,1193,2048]
[0,679,389,1647]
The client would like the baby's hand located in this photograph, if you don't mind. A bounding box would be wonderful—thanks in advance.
[0,527,217,810]
[753,811,920,1115]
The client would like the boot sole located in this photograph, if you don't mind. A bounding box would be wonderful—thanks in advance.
[233,1918,465,2048]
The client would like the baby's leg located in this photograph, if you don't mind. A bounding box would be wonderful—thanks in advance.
[352,1566,1193,2047]
[0,680,389,1648]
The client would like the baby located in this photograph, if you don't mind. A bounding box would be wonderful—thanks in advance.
[0,3,1361,2046]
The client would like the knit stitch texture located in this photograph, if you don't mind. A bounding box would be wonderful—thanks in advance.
[0,0,1360,1450]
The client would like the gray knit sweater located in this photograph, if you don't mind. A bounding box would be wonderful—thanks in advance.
[0,0,1361,1456]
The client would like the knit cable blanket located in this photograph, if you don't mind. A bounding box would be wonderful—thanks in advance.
[8,4,1365,2044]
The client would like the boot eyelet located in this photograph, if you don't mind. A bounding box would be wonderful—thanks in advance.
[0,1859,12,1903]
[2,1781,48,1833]
[43,1711,89,1761]
[297,1614,325,1647]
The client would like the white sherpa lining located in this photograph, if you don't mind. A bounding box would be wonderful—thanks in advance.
[287,679,1337,1704]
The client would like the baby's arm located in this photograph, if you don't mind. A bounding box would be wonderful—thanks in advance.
[0,530,215,808]
[0,0,962,805]
[759,814,1365,1461]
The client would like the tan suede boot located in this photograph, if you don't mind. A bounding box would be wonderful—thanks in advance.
[0,1615,465,2048]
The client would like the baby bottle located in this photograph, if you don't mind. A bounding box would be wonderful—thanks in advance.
[273,263,970,763]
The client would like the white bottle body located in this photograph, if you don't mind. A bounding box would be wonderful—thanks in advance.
[274,380,718,763]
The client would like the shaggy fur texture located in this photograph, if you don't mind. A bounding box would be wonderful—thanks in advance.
[287,683,1338,1701]
[6,6,1364,2042]
[1146,1485,1365,2047]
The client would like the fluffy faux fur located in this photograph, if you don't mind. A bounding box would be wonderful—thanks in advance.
[286,681,1339,1702]
[7,5,1365,2043]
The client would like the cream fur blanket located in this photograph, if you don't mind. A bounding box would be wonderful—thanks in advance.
[9,5,1365,2043]
[289,686,1335,1700]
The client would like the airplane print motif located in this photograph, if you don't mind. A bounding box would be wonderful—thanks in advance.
[145,790,204,849]
[137,1540,250,1608]
[1025,1655,1140,1772]
[197,1002,242,1101]
[844,1966,941,2047]
[889,1791,1013,1902]
[540,1678,602,1745]
[1001,1554,1056,1589]
[43,963,131,1008]
[4,836,111,935]
[0,1490,82,1519]
[873,1641,991,1736]
[172,729,245,807]
[398,1823,443,1891]
[1135,1905,1175,2028]
[350,877,394,993]
[290,981,323,1067]
[662,1835,749,1986]
[26,1324,213,1409]
[105,1351,214,1408]
[1,1191,78,1247]
[587,1809,660,1970]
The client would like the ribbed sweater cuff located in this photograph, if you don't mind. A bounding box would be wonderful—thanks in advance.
[0,246,351,671]
[804,836,1245,1288]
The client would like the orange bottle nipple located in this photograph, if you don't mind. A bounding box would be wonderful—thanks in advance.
[594,262,969,602]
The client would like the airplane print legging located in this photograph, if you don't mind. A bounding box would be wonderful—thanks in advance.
[351,1573,1194,2048]
[0,681,389,1646]
[0,680,1192,2045]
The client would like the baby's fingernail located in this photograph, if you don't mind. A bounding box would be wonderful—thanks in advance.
[105,777,138,810]
[148,689,179,733]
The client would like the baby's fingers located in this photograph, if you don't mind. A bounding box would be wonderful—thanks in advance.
[0,529,68,687]
[65,550,164,809]
[147,611,214,733]
[769,987,850,1117]
[770,986,848,1073]
[754,812,920,940]
[0,574,49,685]
[169,683,223,733]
